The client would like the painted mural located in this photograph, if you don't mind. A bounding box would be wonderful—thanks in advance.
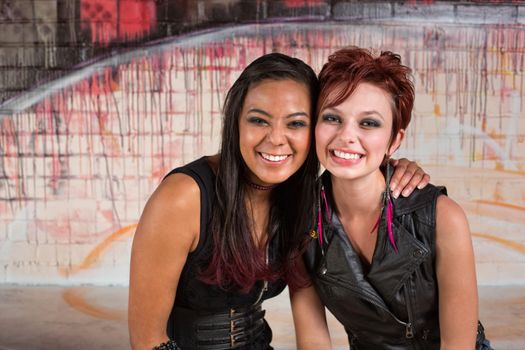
[0,1,524,288]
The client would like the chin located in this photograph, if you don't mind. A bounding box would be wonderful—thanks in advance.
[324,165,362,180]
[262,172,294,185]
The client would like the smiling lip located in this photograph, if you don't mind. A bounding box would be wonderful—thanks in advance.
[330,149,363,165]
[259,152,291,163]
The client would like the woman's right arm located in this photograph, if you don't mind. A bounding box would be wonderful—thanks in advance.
[128,173,201,349]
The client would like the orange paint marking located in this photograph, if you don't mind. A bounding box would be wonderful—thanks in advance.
[433,104,441,116]
[59,224,137,276]
[463,201,525,225]
[423,164,525,176]
[472,232,525,256]
[474,200,525,212]
[60,224,137,320]
[62,288,126,321]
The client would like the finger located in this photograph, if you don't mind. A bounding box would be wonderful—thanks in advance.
[417,174,431,189]
[394,169,417,198]
[401,169,426,197]
[389,159,410,194]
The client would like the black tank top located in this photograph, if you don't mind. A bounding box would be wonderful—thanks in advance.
[165,157,286,348]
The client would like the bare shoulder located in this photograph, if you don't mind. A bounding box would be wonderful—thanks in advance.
[436,195,468,226]
[154,173,201,210]
[435,195,472,249]
[134,172,201,253]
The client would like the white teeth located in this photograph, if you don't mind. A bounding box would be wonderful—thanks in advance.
[261,153,289,162]
[333,150,361,160]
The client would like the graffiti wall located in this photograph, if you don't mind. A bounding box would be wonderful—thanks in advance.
[0,0,524,285]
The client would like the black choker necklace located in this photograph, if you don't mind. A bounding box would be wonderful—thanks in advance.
[248,182,277,191]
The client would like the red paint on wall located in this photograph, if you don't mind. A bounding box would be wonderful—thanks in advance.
[80,0,156,46]
[284,0,324,8]
[34,98,62,193]
[81,0,118,45]
[407,0,435,4]
[119,0,157,41]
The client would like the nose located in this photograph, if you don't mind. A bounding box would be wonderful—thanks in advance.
[266,125,287,146]
[340,122,357,143]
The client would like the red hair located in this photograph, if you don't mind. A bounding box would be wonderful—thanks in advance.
[317,47,414,145]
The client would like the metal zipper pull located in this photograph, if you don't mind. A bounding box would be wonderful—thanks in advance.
[263,245,269,292]
[403,286,415,339]
[405,322,414,339]
[253,244,270,305]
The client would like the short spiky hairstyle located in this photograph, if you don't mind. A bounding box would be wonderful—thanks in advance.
[199,53,319,291]
[317,47,415,145]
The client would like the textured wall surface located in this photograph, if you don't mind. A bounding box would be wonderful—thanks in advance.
[0,1,524,286]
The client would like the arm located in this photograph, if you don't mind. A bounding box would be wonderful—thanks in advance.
[128,173,201,349]
[289,261,331,350]
[389,158,431,198]
[435,195,478,350]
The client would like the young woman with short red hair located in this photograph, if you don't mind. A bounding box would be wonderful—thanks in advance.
[291,47,492,350]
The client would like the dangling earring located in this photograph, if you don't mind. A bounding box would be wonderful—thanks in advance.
[384,159,398,252]
[311,183,330,256]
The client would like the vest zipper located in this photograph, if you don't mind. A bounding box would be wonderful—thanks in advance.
[403,285,415,339]
[318,273,411,330]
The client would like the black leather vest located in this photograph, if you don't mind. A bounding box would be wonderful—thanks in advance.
[304,179,487,350]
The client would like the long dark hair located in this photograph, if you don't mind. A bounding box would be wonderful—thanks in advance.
[199,53,319,291]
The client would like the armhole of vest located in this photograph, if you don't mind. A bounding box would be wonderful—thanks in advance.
[430,186,448,257]
[436,186,448,197]
[168,164,214,261]
[431,186,448,226]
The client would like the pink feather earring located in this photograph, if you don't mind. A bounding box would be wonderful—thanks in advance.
[316,185,330,247]
[384,160,398,252]
[311,184,331,256]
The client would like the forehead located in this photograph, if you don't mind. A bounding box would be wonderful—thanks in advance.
[325,82,394,114]
[243,79,311,108]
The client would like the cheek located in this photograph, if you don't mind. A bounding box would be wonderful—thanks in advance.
[238,130,257,162]
[239,125,260,148]
[300,130,312,149]
[291,130,311,158]
[367,133,391,156]
[315,125,330,152]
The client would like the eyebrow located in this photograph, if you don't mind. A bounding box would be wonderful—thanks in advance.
[248,108,309,119]
[361,110,385,120]
[324,107,385,120]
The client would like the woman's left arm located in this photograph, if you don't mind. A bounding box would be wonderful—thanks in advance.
[435,195,478,350]
[289,259,331,350]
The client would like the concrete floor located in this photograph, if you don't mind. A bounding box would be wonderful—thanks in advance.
[0,286,523,349]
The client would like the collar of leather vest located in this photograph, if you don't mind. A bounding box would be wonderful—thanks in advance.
[325,211,428,304]
[391,184,447,217]
[320,174,445,303]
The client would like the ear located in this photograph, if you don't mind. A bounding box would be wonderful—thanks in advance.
[387,129,405,156]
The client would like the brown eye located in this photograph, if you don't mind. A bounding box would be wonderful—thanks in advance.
[248,117,268,126]
[288,120,307,128]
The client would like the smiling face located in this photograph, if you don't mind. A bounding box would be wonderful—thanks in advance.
[315,82,404,181]
[239,79,312,186]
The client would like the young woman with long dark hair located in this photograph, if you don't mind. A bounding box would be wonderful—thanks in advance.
[128,52,429,350]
